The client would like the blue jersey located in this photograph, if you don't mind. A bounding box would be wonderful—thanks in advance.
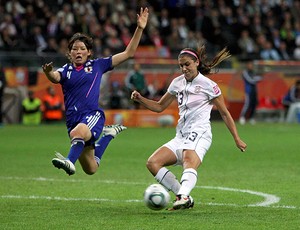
[242,69,262,95]
[57,57,113,118]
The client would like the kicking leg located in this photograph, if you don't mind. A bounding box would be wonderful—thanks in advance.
[52,123,90,175]
[147,146,179,194]
[52,137,86,176]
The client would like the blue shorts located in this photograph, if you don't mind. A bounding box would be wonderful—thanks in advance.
[66,109,105,146]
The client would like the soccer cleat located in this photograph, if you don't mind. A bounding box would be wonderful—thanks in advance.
[172,195,194,210]
[52,152,75,176]
[239,117,246,125]
[103,124,127,138]
[249,118,256,125]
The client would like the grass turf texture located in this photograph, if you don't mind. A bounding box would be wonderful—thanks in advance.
[0,123,299,229]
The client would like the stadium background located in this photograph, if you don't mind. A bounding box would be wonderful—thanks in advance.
[1,0,300,126]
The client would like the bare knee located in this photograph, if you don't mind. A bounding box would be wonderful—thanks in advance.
[146,157,161,176]
[146,157,154,170]
[79,151,98,175]
[69,123,91,141]
[146,147,177,175]
[69,128,84,139]
[82,165,97,175]
[80,156,98,175]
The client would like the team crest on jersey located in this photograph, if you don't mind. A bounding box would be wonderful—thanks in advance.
[213,85,220,94]
[84,66,93,73]
[194,86,201,93]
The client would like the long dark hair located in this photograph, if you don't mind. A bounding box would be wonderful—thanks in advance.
[178,45,231,75]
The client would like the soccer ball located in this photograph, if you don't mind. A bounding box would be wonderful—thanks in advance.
[143,184,170,210]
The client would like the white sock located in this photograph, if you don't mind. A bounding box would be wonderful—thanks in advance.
[177,168,198,196]
[154,167,181,195]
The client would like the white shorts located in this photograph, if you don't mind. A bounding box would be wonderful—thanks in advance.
[163,127,212,165]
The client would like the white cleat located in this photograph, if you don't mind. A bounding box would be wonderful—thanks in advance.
[239,117,246,125]
[249,118,256,125]
[52,152,75,176]
[173,195,194,210]
[103,124,127,138]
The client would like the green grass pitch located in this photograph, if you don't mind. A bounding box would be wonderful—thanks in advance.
[0,122,299,229]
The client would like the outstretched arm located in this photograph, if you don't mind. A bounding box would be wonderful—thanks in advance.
[112,7,149,67]
[42,62,61,83]
[213,95,247,152]
[131,90,175,113]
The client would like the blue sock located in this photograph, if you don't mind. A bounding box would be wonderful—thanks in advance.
[94,135,113,165]
[67,138,85,164]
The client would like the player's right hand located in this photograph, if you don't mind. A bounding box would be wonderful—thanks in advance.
[131,90,141,101]
[42,62,53,73]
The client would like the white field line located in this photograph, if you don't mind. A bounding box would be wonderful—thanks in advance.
[0,176,297,209]
[198,186,281,207]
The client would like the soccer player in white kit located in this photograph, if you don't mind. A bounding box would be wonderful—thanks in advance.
[131,45,247,210]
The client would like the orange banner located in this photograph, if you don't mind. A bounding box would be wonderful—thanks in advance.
[104,109,178,127]
[4,67,28,87]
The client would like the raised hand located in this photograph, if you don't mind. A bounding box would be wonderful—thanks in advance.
[137,7,149,30]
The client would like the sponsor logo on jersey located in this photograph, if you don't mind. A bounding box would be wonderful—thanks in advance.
[213,85,220,94]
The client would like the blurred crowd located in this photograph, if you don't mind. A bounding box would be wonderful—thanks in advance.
[0,0,300,60]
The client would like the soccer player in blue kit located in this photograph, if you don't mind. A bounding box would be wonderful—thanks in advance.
[42,7,149,176]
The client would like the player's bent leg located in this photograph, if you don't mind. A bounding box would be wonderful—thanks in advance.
[146,146,177,176]
[79,147,98,175]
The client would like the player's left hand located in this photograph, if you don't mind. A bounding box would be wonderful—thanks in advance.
[137,7,149,30]
[237,139,247,152]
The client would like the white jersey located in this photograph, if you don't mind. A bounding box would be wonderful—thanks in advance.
[168,72,221,134]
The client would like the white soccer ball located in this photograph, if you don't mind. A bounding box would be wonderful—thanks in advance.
[143,184,170,210]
